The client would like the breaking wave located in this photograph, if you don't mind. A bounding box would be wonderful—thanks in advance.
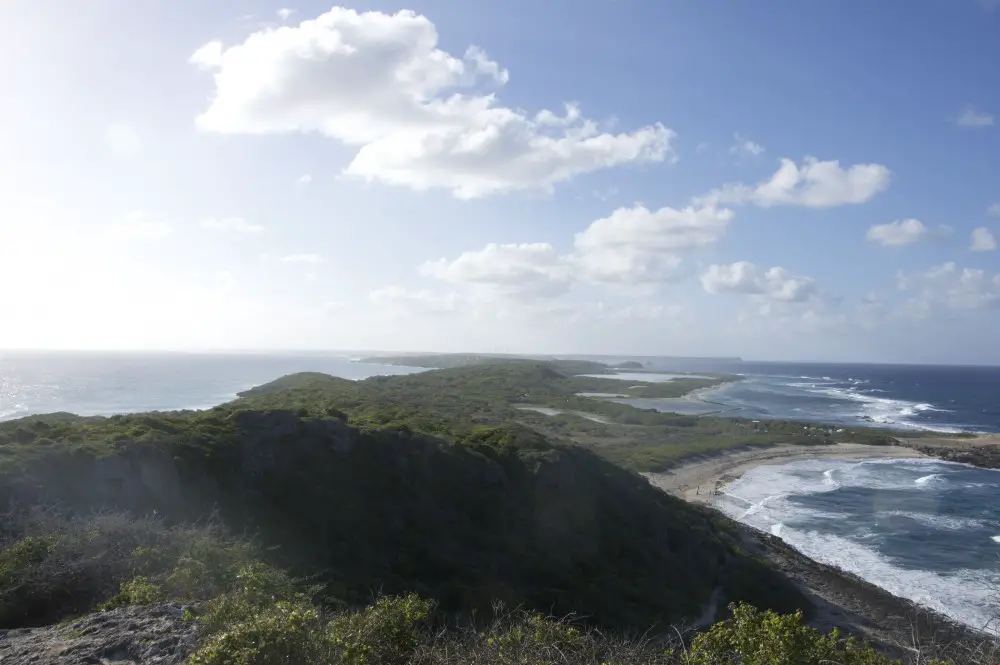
[715,458,1000,632]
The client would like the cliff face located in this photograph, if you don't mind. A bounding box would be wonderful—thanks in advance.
[0,409,805,630]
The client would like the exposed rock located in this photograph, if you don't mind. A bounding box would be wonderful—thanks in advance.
[917,445,1000,469]
[0,603,199,665]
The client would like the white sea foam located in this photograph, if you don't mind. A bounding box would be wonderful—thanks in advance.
[822,468,839,488]
[774,528,999,632]
[915,473,944,486]
[717,458,1000,632]
[810,385,965,433]
[876,510,984,531]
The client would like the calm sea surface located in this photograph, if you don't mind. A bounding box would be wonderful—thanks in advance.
[0,351,423,420]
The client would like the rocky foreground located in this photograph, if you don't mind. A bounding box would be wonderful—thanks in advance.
[0,603,199,665]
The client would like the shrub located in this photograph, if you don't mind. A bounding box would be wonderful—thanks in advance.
[188,601,332,665]
[684,603,894,665]
[197,563,301,634]
[0,535,54,586]
[328,594,433,665]
[0,507,258,627]
[100,575,163,609]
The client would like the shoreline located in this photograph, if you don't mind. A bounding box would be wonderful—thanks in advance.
[644,442,927,504]
[645,443,994,651]
[678,379,736,404]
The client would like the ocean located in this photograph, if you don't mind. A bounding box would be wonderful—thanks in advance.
[0,351,424,420]
[2,352,999,631]
[707,362,1000,434]
[715,458,1000,632]
[580,358,1000,434]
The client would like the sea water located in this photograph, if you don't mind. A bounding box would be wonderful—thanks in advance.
[0,351,424,420]
[715,458,1000,632]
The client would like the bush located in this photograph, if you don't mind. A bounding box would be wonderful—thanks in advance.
[684,603,894,665]
[0,507,258,627]
[190,592,431,665]
[328,594,433,665]
[189,601,333,665]
[100,575,163,609]
[197,562,302,634]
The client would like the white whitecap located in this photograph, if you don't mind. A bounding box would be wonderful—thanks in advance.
[915,474,944,486]
[877,510,984,531]
[715,458,1000,632]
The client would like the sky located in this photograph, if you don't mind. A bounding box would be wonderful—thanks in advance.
[1,0,999,363]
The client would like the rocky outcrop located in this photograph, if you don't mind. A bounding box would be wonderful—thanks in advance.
[0,603,198,665]
[917,444,1000,469]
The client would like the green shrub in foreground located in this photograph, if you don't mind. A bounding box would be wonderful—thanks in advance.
[188,601,332,665]
[188,594,914,665]
[100,575,163,609]
[328,594,433,665]
[0,509,259,626]
[189,593,432,665]
[684,603,895,665]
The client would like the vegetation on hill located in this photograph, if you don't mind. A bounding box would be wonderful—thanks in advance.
[0,361,984,663]
[361,353,612,375]
[0,404,807,631]
[0,510,904,664]
[234,363,901,471]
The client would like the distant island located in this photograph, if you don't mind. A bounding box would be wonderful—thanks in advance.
[359,352,740,378]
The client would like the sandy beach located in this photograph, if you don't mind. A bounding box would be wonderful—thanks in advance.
[644,442,928,505]
[678,380,735,403]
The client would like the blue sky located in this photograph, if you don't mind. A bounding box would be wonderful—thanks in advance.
[1,0,998,362]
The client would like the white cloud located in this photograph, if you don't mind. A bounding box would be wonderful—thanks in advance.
[369,286,463,315]
[106,124,143,157]
[277,7,295,21]
[190,7,673,199]
[701,261,818,303]
[421,243,571,297]
[899,262,1000,310]
[107,211,172,240]
[971,226,997,252]
[730,133,764,157]
[201,217,265,234]
[296,174,313,186]
[988,203,1000,217]
[955,106,994,127]
[420,203,732,294]
[866,218,928,246]
[190,41,224,69]
[280,253,324,264]
[572,204,732,283]
[697,157,892,208]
